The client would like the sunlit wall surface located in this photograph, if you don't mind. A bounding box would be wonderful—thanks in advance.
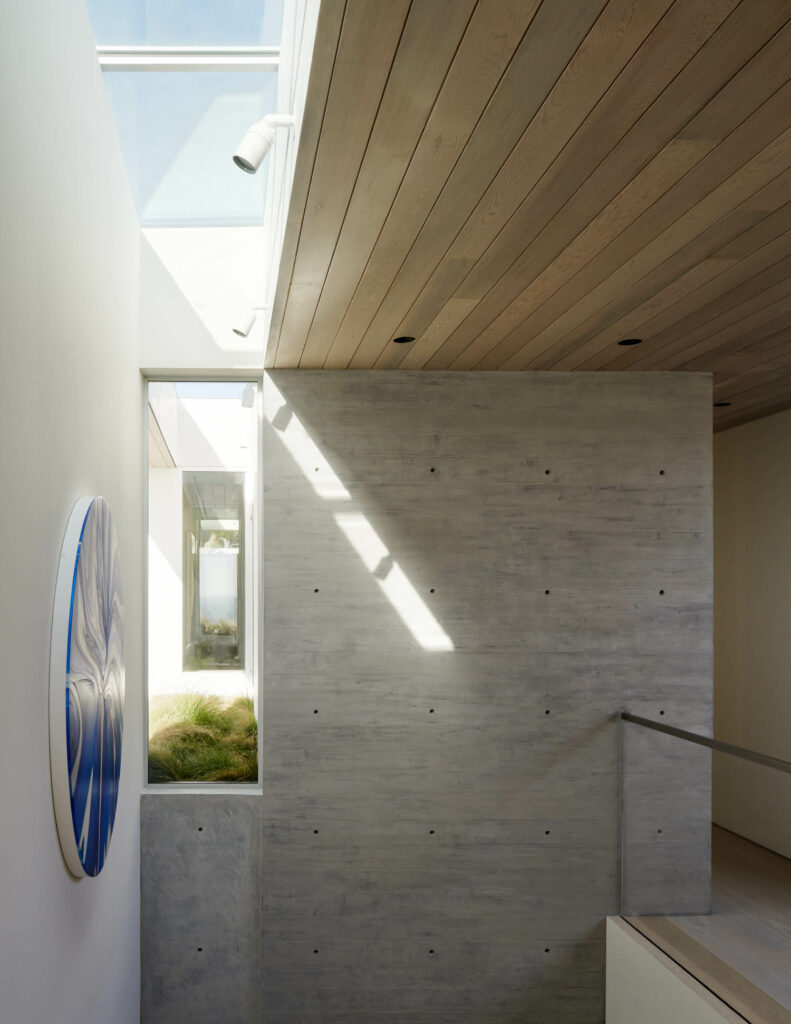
[147,381,259,783]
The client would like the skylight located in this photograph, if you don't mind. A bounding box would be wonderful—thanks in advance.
[102,70,276,226]
[86,1,284,227]
[86,0,283,50]
[85,0,316,356]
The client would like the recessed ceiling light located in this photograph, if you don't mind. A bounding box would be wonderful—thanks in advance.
[393,336,415,344]
[713,401,732,408]
[617,338,643,346]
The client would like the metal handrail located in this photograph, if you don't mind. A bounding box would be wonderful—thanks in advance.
[621,711,791,776]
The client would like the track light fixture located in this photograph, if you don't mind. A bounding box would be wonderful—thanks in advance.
[233,114,295,174]
[232,305,267,338]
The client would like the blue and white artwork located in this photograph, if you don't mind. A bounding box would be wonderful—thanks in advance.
[50,497,124,878]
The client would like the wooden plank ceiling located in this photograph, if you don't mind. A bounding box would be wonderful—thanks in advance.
[267,0,791,431]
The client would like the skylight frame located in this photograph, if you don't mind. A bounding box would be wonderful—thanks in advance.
[97,45,280,72]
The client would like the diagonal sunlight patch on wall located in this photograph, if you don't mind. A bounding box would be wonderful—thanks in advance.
[264,376,454,652]
[335,514,454,652]
[264,377,351,500]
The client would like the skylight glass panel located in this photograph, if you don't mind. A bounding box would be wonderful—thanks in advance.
[104,71,277,226]
[86,0,284,46]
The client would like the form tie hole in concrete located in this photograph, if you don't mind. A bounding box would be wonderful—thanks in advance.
[659,589,665,595]
[657,829,662,834]
[429,829,435,835]
[545,830,551,836]
[544,709,551,716]
[544,948,550,954]
[428,949,435,956]
[197,947,203,952]
[544,589,550,595]
[430,588,435,593]
[659,469,665,475]
[659,710,665,716]
[313,829,319,835]
[314,588,319,593]
[313,949,319,955]
[429,708,435,714]
[430,467,436,474]
[197,827,203,832]
[313,709,319,714]
[545,469,551,475]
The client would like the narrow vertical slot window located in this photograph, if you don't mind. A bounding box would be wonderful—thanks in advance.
[147,380,259,784]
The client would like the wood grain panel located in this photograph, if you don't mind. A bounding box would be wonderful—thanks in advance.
[400,0,752,370]
[295,0,479,368]
[435,1,791,370]
[268,0,791,428]
[339,0,611,369]
[272,0,413,366]
[320,0,544,368]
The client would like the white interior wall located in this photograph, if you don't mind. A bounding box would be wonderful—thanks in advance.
[606,919,741,1024]
[713,408,791,858]
[149,470,184,697]
[0,0,145,1021]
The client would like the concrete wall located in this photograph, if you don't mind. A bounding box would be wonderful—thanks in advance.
[141,796,262,1024]
[0,0,144,1020]
[713,408,791,859]
[143,370,712,1024]
[606,918,741,1024]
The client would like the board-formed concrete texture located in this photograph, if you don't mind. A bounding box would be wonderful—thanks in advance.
[142,371,712,1024]
[141,795,262,1024]
[261,371,712,1023]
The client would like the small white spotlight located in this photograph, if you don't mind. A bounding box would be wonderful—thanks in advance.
[233,114,295,174]
[232,305,267,338]
[233,308,257,338]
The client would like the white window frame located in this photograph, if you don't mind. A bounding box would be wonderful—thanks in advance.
[143,375,264,794]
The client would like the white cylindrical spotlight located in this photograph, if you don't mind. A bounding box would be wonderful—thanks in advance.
[233,114,295,174]
[233,304,268,338]
[233,308,258,337]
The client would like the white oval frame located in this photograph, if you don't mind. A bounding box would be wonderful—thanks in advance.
[49,496,94,878]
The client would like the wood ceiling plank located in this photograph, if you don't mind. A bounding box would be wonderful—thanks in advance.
[661,288,791,372]
[496,147,791,374]
[492,98,791,370]
[649,273,791,371]
[715,389,791,430]
[427,139,713,367]
[422,0,789,370]
[551,205,784,368]
[715,395,791,431]
[605,243,791,370]
[714,366,791,406]
[715,336,791,380]
[571,167,791,369]
[266,0,346,367]
[294,0,478,368]
[563,175,791,369]
[339,0,611,369]
[318,0,543,369]
[378,0,679,371]
[708,327,791,379]
[272,0,413,367]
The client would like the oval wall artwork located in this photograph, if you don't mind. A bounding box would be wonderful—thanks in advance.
[50,496,124,878]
